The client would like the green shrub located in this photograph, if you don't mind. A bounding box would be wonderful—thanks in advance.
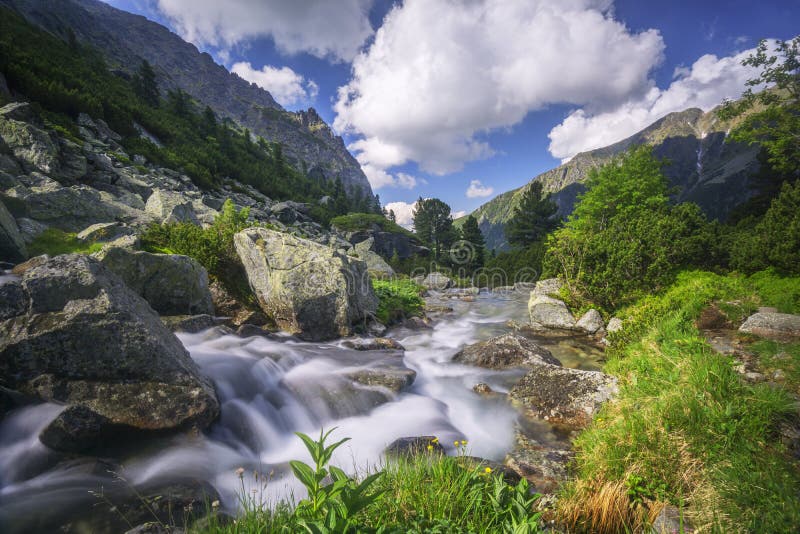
[27,228,104,256]
[730,180,800,275]
[543,147,720,312]
[331,213,417,239]
[372,279,424,324]
[141,199,253,302]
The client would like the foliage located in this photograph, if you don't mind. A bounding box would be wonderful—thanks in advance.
[561,271,800,533]
[729,180,800,274]
[482,243,546,288]
[505,181,559,249]
[330,212,416,239]
[197,434,542,534]
[141,199,253,301]
[132,60,159,108]
[413,197,458,260]
[0,8,367,216]
[372,278,424,324]
[543,147,719,311]
[719,36,800,177]
[290,429,385,533]
[458,215,486,272]
[27,228,105,256]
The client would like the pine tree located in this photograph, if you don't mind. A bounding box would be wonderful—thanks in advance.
[505,181,559,248]
[133,60,159,108]
[460,215,486,271]
[413,197,458,260]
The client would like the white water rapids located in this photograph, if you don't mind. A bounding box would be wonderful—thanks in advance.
[0,290,603,532]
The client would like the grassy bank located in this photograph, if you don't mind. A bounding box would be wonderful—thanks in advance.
[558,270,800,533]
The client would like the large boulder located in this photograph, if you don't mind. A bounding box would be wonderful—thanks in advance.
[528,294,577,330]
[0,254,219,450]
[531,278,563,297]
[96,247,214,316]
[234,227,378,341]
[576,309,604,334]
[145,189,200,225]
[452,333,561,369]
[352,237,395,277]
[0,197,26,262]
[739,312,800,340]
[509,364,618,429]
[0,103,86,182]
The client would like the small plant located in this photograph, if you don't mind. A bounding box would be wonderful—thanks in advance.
[290,428,384,533]
[372,278,425,324]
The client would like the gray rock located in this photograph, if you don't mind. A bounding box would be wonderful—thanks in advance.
[234,227,377,341]
[528,294,577,330]
[145,189,199,225]
[505,430,572,494]
[39,405,120,453]
[346,365,416,393]
[0,197,27,262]
[342,337,405,351]
[14,217,47,244]
[161,314,217,333]
[651,504,691,534]
[385,436,444,457]
[352,237,395,277]
[509,364,618,429]
[76,221,136,243]
[0,279,27,320]
[576,309,604,334]
[739,312,800,340]
[606,317,623,333]
[423,272,453,290]
[97,247,214,316]
[452,333,560,369]
[531,278,563,297]
[0,254,219,449]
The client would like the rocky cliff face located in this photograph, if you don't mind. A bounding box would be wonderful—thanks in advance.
[0,0,374,199]
[467,107,760,251]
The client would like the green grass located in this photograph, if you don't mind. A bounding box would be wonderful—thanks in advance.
[560,270,800,533]
[372,278,424,325]
[195,448,542,534]
[27,228,104,256]
[330,213,417,240]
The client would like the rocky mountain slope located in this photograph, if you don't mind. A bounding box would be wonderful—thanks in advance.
[468,107,760,251]
[0,0,374,199]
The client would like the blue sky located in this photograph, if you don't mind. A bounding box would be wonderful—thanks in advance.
[102,0,799,224]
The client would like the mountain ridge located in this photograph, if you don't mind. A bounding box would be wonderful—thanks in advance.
[464,106,760,251]
[0,0,375,200]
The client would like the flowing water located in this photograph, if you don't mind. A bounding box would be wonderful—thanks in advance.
[0,289,603,532]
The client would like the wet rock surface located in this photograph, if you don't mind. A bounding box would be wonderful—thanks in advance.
[0,254,219,448]
[452,332,561,369]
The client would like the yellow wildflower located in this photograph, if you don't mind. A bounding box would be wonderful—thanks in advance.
[484,467,492,474]
[461,440,467,446]
[427,444,434,451]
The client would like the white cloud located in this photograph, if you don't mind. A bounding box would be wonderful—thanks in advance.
[360,164,425,190]
[231,62,318,107]
[547,45,765,160]
[452,210,467,219]
[334,0,664,177]
[466,180,494,198]
[384,201,418,229]
[154,0,374,62]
